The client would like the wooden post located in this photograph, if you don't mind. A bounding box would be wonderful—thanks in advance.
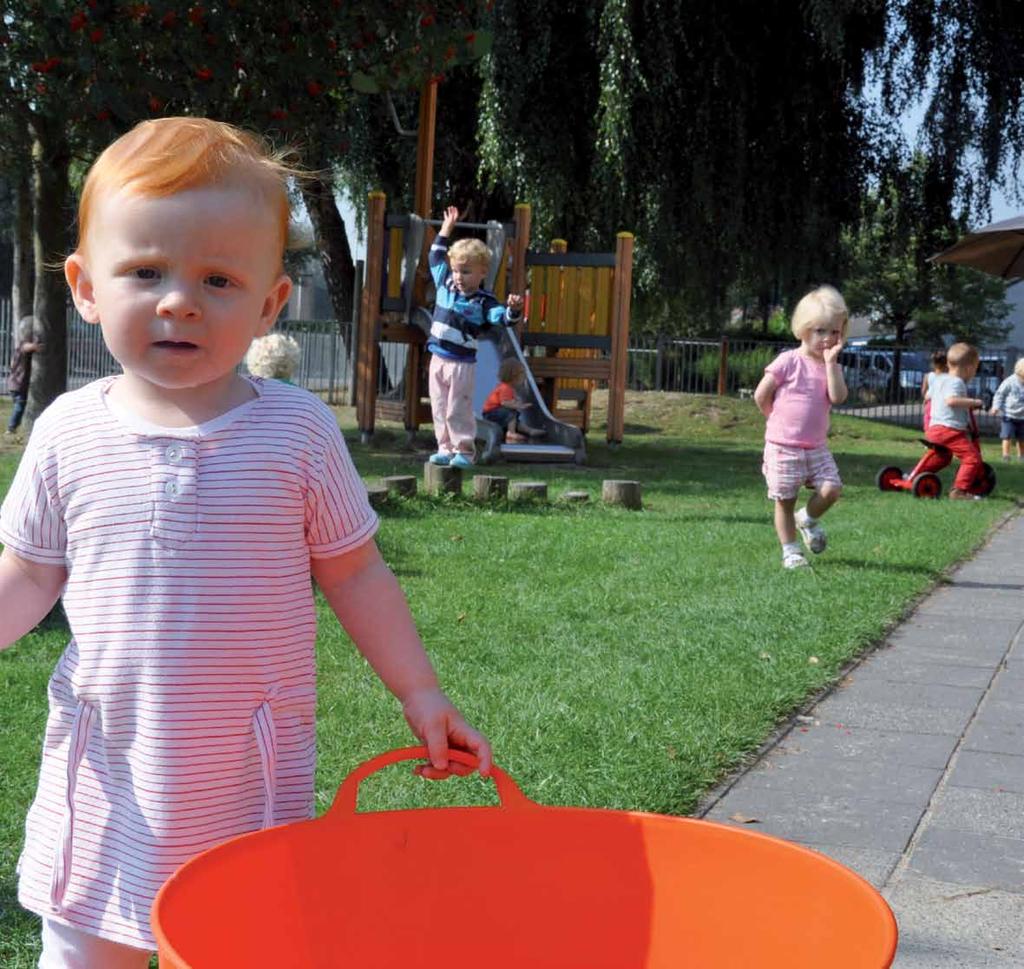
[412,80,439,310]
[366,483,389,509]
[510,481,548,502]
[602,479,642,510]
[424,462,463,496]
[472,474,509,500]
[511,203,531,299]
[717,336,729,396]
[561,490,590,503]
[356,191,386,440]
[382,475,417,497]
[607,231,634,444]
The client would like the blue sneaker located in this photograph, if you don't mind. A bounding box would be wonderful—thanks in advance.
[428,452,451,466]
[450,453,474,469]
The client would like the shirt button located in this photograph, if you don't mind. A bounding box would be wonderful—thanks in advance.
[164,480,180,497]
[165,444,182,463]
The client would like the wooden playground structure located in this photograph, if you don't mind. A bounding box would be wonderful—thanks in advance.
[352,80,633,451]
[354,196,634,446]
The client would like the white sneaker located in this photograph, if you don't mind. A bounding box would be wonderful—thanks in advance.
[795,508,827,554]
[783,550,810,569]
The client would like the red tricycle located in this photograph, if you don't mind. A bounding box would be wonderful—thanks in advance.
[876,413,996,499]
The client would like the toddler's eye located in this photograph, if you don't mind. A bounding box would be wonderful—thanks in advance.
[206,274,231,289]
[134,267,159,280]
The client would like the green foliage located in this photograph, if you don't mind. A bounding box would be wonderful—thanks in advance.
[842,154,1011,346]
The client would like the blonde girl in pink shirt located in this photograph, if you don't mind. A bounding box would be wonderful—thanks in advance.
[754,285,849,569]
[0,118,491,968]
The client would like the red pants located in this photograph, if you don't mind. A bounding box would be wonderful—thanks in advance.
[920,424,983,492]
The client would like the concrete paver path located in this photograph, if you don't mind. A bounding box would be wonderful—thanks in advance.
[699,513,1024,967]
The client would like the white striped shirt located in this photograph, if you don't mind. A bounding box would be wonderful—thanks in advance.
[0,376,377,949]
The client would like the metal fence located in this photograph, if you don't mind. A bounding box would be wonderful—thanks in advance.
[0,299,355,404]
[626,334,1022,436]
[1,294,1019,434]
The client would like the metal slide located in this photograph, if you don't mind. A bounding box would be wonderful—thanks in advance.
[473,328,586,464]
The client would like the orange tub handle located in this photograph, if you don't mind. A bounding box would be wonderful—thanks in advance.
[329,746,536,816]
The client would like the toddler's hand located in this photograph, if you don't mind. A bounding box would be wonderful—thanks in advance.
[990,407,1000,416]
[507,293,524,313]
[440,205,460,236]
[823,339,844,364]
[402,685,492,778]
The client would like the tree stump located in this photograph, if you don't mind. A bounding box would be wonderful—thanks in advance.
[383,475,417,498]
[602,479,642,510]
[366,484,390,509]
[510,481,548,502]
[424,462,463,496]
[561,490,590,503]
[473,474,509,500]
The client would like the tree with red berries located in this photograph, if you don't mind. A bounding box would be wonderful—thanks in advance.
[0,1,493,418]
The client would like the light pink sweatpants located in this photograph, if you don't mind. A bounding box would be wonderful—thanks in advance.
[39,919,152,969]
[428,354,477,457]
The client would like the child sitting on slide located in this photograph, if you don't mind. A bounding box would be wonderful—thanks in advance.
[482,357,545,443]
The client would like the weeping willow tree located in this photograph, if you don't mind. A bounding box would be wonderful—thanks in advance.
[472,0,1024,333]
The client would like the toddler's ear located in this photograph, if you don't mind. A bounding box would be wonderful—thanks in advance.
[257,272,294,335]
[65,255,100,324]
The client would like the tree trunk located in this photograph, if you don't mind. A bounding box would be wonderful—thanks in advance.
[12,158,35,322]
[301,169,355,352]
[26,116,72,426]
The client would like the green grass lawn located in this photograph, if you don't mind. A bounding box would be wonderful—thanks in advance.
[1,391,1019,963]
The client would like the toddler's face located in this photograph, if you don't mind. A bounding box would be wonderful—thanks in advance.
[66,184,291,405]
[450,257,486,295]
[800,323,843,360]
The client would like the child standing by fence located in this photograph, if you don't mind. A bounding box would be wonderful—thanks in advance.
[426,205,523,468]
[754,286,848,569]
[989,357,1024,462]
[6,315,43,437]
[0,117,490,968]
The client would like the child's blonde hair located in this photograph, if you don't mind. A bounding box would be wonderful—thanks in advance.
[74,117,296,258]
[790,285,849,340]
[946,342,979,368]
[497,357,526,384]
[245,333,302,380]
[1013,358,1024,380]
[448,238,491,271]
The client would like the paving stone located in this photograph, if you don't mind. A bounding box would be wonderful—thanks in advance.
[915,588,1024,621]
[927,787,1024,841]
[704,790,924,851]
[848,653,995,689]
[741,754,942,805]
[773,723,958,770]
[948,751,1024,795]
[890,939,1022,967]
[908,827,1024,891]
[814,680,983,734]
[885,874,1024,962]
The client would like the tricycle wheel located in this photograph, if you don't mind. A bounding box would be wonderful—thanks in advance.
[975,462,997,497]
[911,472,943,499]
[875,466,904,491]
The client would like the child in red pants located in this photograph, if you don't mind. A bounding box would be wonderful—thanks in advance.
[918,342,985,499]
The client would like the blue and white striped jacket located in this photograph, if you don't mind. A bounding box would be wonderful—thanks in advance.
[426,236,520,362]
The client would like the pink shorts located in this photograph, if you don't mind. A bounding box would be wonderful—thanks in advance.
[762,442,842,500]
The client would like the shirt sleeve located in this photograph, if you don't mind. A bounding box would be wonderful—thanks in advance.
[993,377,1011,410]
[946,376,968,401]
[305,419,379,559]
[428,236,451,289]
[0,429,67,565]
[765,351,794,385]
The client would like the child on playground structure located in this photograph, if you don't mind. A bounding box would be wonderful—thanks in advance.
[754,285,848,569]
[6,314,43,437]
[245,330,302,384]
[482,356,546,443]
[0,117,491,969]
[426,204,523,468]
[918,342,986,499]
[921,347,947,432]
[989,357,1024,462]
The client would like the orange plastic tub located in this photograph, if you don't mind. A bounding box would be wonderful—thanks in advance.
[153,747,897,968]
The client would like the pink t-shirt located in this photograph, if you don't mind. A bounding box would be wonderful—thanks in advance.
[764,349,831,448]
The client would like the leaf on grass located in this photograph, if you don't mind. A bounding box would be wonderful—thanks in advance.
[456,612,467,623]
[450,534,464,542]
[729,812,760,824]
[808,655,819,665]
